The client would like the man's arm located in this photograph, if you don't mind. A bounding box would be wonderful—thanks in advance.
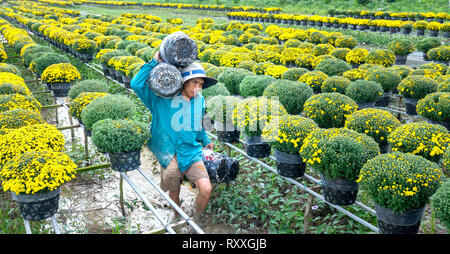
[130,52,162,112]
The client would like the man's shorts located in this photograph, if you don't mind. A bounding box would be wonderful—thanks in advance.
[160,154,209,192]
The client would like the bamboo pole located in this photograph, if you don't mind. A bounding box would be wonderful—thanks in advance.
[75,163,111,174]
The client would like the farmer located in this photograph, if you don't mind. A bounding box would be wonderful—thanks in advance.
[130,51,217,222]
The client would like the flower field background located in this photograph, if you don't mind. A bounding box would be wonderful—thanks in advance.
[0,0,449,234]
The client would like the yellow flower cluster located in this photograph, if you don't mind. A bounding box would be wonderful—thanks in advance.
[262,115,318,154]
[264,64,289,79]
[41,63,81,84]
[358,152,443,214]
[0,123,66,166]
[233,97,288,137]
[0,108,44,136]
[345,108,401,144]
[0,94,42,114]
[303,93,358,128]
[388,122,450,162]
[0,150,77,194]
[345,48,369,65]
[69,92,109,120]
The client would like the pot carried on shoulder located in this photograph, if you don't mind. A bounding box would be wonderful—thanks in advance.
[159,31,198,68]
[147,62,183,98]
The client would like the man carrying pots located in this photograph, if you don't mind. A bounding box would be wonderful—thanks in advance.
[131,51,218,222]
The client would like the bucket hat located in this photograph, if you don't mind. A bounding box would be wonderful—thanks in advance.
[181,62,218,89]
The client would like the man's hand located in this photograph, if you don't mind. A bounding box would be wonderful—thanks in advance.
[154,51,162,62]
[205,142,214,150]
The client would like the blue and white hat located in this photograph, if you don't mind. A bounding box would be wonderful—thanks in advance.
[180,62,218,89]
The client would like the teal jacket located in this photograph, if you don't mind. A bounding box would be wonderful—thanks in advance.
[130,58,211,172]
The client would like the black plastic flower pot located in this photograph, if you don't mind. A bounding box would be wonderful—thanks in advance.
[375,93,391,107]
[12,188,60,221]
[79,123,92,137]
[48,82,72,98]
[274,150,306,178]
[379,143,391,154]
[395,55,408,65]
[108,150,141,172]
[404,97,418,116]
[320,174,359,206]
[217,130,240,143]
[357,101,376,110]
[244,135,271,158]
[429,30,438,37]
[417,30,425,36]
[375,204,425,234]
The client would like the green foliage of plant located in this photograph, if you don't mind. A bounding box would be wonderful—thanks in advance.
[280,67,309,81]
[80,94,137,130]
[217,67,255,95]
[262,115,318,154]
[0,83,29,96]
[358,152,444,214]
[330,48,351,61]
[300,128,380,181]
[209,96,242,124]
[125,42,148,56]
[430,179,450,230]
[263,80,313,114]
[205,66,226,79]
[366,68,402,92]
[68,79,110,100]
[239,75,276,97]
[91,118,150,153]
[0,63,21,76]
[345,108,400,145]
[237,60,257,71]
[416,38,442,54]
[321,76,351,94]
[0,108,44,135]
[417,92,450,123]
[302,93,358,128]
[34,52,70,75]
[201,82,230,98]
[99,49,130,66]
[334,35,358,49]
[314,135,365,181]
[427,46,450,62]
[388,122,450,163]
[315,58,351,77]
[388,39,415,56]
[397,75,438,100]
[345,80,383,104]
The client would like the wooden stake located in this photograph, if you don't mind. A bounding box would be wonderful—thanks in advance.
[119,174,126,217]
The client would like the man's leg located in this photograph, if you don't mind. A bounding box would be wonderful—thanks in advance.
[169,189,181,217]
[160,155,183,218]
[194,177,212,217]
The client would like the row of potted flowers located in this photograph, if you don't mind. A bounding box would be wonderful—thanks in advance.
[328,9,449,22]
[227,12,450,38]
[81,0,283,13]
[0,20,78,222]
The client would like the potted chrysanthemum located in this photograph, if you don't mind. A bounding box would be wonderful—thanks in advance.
[417,92,450,130]
[262,115,318,178]
[345,108,401,153]
[41,63,81,97]
[302,93,358,128]
[209,96,242,143]
[388,39,415,65]
[388,122,450,163]
[358,152,444,234]
[397,75,438,115]
[233,97,288,158]
[345,80,384,109]
[91,119,149,172]
[0,150,76,221]
[300,128,380,206]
